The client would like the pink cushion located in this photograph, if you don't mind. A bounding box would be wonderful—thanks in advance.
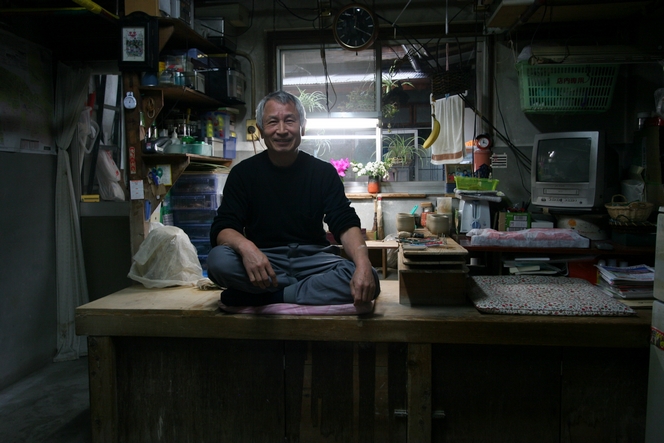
[218,300,375,315]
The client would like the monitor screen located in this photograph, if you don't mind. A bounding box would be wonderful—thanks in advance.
[535,137,592,183]
[530,131,604,210]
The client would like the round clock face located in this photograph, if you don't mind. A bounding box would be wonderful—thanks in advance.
[476,134,492,149]
[123,92,137,110]
[333,4,378,51]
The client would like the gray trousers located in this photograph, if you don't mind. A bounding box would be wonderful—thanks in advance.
[207,243,380,305]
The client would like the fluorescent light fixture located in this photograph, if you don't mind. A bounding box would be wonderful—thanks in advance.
[302,135,377,140]
[306,118,379,129]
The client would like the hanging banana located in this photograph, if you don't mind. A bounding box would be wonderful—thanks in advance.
[423,113,440,149]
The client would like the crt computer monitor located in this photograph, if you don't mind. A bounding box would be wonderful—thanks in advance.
[530,131,605,210]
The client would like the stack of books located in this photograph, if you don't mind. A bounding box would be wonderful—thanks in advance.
[595,264,655,299]
[503,257,566,275]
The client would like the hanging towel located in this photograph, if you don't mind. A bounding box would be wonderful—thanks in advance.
[430,94,464,165]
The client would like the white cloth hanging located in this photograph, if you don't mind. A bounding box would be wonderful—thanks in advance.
[53,62,92,362]
[430,94,464,165]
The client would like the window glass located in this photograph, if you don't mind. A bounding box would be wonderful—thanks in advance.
[277,37,485,184]
[280,46,378,115]
[300,127,379,168]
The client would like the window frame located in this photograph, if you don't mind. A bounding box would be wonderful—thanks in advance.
[266,29,489,192]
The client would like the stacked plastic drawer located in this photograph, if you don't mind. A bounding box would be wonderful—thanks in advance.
[168,172,226,276]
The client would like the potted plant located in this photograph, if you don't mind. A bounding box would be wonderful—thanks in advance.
[382,134,426,182]
[383,134,426,166]
[296,87,327,113]
[381,70,413,123]
[350,159,393,193]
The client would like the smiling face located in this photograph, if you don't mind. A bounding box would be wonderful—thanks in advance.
[261,99,305,166]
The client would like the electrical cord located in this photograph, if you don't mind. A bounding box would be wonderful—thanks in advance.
[275,0,319,22]
[457,93,531,192]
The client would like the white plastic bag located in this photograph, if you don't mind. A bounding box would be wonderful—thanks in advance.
[383,233,399,269]
[656,88,664,119]
[128,226,206,288]
[96,148,125,201]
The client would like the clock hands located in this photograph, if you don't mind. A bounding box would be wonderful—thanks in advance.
[353,26,374,37]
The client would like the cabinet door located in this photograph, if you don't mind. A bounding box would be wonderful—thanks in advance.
[561,347,648,443]
[288,341,393,442]
[432,344,561,443]
[115,337,285,442]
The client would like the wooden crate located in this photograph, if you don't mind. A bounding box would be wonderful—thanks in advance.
[398,238,469,306]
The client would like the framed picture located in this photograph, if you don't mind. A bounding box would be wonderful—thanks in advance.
[119,12,159,71]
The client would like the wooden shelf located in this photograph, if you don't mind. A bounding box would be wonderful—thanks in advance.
[126,17,236,256]
[141,154,232,190]
[158,17,229,54]
[140,85,222,108]
[346,193,427,199]
[456,235,655,257]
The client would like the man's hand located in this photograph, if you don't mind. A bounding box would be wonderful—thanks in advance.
[339,227,377,306]
[217,228,278,289]
[350,264,376,306]
[240,247,278,289]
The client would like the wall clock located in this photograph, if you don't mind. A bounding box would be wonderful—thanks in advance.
[333,4,378,51]
[476,134,493,149]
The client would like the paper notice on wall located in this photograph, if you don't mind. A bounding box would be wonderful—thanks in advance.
[130,180,144,200]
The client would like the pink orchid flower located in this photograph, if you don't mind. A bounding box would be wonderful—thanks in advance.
[330,158,350,177]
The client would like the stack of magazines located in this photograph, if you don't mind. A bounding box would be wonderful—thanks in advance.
[595,264,655,299]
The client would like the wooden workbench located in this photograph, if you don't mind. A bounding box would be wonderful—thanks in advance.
[75,280,652,443]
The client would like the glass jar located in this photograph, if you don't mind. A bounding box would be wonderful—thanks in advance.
[420,202,433,227]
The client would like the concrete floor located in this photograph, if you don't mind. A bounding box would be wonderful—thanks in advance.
[0,358,91,443]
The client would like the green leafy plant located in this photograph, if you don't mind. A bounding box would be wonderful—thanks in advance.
[381,69,414,120]
[341,86,376,112]
[383,134,426,166]
[296,87,327,113]
[381,102,399,120]
[382,75,413,95]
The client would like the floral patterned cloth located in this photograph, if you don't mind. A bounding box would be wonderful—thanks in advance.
[467,228,590,249]
[469,275,635,316]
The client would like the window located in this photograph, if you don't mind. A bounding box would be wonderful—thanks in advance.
[279,45,380,116]
[274,34,486,188]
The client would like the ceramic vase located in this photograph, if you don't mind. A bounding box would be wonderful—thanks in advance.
[396,213,416,233]
[426,213,449,237]
[368,177,380,193]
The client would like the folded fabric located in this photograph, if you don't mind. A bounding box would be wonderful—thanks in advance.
[467,228,590,249]
[469,275,635,317]
[430,94,464,165]
[218,300,375,315]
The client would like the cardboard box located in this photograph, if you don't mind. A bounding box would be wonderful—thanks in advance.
[125,1,194,28]
[499,212,531,231]
[125,0,162,16]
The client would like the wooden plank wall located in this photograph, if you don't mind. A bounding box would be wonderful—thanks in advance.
[92,337,648,442]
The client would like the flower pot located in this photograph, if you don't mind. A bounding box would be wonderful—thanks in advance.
[396,213,416,233]
[426,213,449,237]
[368,177,381,193]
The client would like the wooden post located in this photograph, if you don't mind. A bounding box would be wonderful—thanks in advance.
[407,343,432,442]
[87,336,117,443]
[123,72,151,257]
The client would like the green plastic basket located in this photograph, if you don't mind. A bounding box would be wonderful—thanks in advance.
[516,62,619,114]
[454,176,499,191]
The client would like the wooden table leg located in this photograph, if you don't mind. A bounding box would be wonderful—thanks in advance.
[407,343,432,442]
[382,249,388,278]
[87,336,117,443]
